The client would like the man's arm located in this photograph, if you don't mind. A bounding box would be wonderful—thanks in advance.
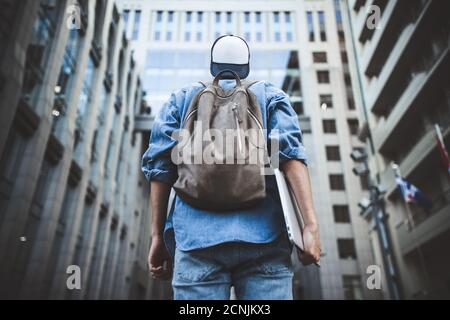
[148,180,171,279]
[281,159,321,265]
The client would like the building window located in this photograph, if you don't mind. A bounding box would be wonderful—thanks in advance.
[306,11,314,41]
[286,32,293,42]
[275,32,281,42]
[166,11,174,41]
[285,12,293,42]
[243,12,251,42]
[214,12,221,39]
[123,10,130,33]
[255,12,262,42]
[156,10,163,22]
[326,146,341,161]
[52,28,81,133]
[318,11,327,41]
[323,119,337,133]
[154,11,163,41]
[91,84,108,163]
[320,94,333,109]
[32,159,53,213]
[329,174,345,190]
[317,70,330,83]
[285,11,291,23]
[343,276,363,300]
[226,12,233,34]
[341,51,348,63]
[226,12,232,23]
[292,101,303,115]
[347,97,355,110]
[253,11,260,22]
[273,11,280,23]
[273,12,281,42]
[347,119,359,135]
[359,173,369,190]
[313,52,328,63]
[344,73,352,86]
[333,205,351,223]
[74,56,95,150]
[197,11,203,23]
[132,10,141,40]
[185,12,192,41]
[93,0,106,44]
[196,31,202,42]
[244,11,250,23]
[22,0,60,107]
[337,239,357,259]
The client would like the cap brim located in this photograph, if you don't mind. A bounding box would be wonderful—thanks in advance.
[210,62,249,79]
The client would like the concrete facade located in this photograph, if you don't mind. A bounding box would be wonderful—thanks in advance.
[118,0,380,299]
[0,0,163,299]
[342,0,450,299]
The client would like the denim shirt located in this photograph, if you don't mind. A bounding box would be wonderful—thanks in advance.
[141,80,308,257]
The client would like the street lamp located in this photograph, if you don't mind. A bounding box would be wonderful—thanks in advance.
[351,149,403,300]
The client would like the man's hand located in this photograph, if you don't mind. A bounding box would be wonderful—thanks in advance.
[299,223,321,266]
[281,160,321,266]
[148,236,172,280]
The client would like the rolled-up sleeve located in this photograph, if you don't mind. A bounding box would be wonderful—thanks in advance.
[141,93,180,185]
[266,82,308,166]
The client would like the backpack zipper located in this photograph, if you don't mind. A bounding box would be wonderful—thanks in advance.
[246,108,263,131]
[232,104,243,154]
[182,108,198,127]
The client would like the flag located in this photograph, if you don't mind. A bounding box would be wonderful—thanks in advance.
[395,176,432,210]
[435,124,450,175]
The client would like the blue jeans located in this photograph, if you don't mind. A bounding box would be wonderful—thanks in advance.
[172,235,294,300]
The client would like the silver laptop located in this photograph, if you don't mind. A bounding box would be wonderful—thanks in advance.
[274,168,321,267]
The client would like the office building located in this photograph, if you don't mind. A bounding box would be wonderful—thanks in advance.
[0,0,166,299]
[118,0,380,299]
[342,0,450,299]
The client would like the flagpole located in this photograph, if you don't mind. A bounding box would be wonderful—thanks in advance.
[434,123,450,178]
[392,163,431,297]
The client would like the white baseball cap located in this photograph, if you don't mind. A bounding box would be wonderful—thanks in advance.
[210,35,250,79]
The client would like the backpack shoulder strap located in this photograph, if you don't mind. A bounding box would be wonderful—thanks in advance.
[198,80,212,88]
[242,80,260,90]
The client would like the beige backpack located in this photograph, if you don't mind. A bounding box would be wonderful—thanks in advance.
[172,70,268,210]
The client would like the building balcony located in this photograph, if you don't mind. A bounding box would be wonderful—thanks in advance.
[360,0,401,76]
[383,123,450,199]
[395,190,450,255]
[350,0,366,12]
[356,0,388,44]
[367,0,436,115]
[299,116,312,134]
[373,46,450,154]
[352,0,371,38]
